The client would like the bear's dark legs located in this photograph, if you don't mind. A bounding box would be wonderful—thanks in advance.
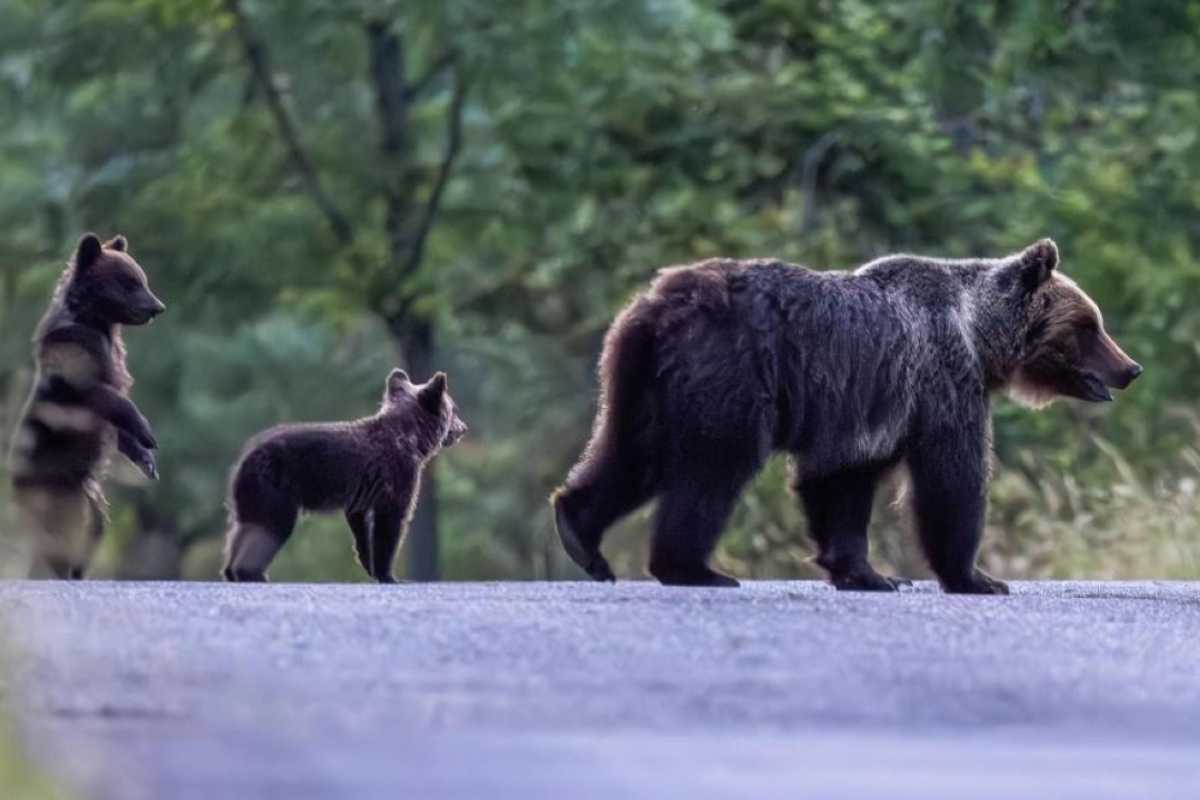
[223,522,293,582]
[798,466,907,591]
[908,434,1008,595]
[553,454,653,583]
[70,488,107,581]
[648,446,761,588]
[369,503,408,584]
[222,485,298,582]
[346,509,373,577]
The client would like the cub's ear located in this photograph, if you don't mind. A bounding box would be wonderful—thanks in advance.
[1014,238,1058,291]
[75,233,103,270]
[418,372,447,412]
[105,234,128,252]
[386,368,410,394]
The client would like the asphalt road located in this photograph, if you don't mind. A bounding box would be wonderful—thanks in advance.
[2,580,1199,799]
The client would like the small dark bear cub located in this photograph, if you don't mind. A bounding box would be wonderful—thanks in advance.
[9,233,164,579]
[554,239,1141,593]
[222,369,467,583]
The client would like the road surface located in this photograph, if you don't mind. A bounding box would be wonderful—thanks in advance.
[2,580,1199,799]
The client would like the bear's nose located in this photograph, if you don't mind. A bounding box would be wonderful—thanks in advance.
[1127,362,1143,381]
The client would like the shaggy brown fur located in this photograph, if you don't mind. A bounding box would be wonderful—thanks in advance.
[222,369,467,583]
[553,239,1141,593]
[8,233,165,578]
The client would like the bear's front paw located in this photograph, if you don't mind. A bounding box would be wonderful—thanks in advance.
[943,569,1009,595]
[136,423,158,451]
[829,564,911,592]
[132,447,159,481]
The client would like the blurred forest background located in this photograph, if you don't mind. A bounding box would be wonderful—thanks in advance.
[1,0,1198,582]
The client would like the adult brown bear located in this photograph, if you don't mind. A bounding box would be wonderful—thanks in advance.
[553,240,1141,593]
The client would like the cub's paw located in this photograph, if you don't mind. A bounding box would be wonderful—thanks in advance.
[131,413,158,450]
[130,446,158,481]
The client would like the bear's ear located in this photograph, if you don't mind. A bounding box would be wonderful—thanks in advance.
[1014,238,1058,291]
[105,235,128,252]
[418,372,447,412]
[75,233,103,271]
[386,368,410,395]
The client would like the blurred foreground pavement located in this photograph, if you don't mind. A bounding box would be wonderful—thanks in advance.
[2,580,1199,799]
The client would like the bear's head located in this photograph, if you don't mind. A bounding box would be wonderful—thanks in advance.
[1002,239,1142,408]
[383,368,468,447]
[66,233,166,327]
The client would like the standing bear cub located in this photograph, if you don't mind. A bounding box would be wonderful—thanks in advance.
[223,369,467,583]
[9,233,164,578]
[553,240,1141,593]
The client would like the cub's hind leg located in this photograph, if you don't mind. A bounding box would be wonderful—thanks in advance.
[15,484,91,579]
[222,522,293,582]
[346,509,373,578]
[222,482,298,582]
[69,482,108,580]
[796,465,907,591]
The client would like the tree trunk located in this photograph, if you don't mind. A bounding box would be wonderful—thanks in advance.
[117,498,183,580]
[393,318,440,581]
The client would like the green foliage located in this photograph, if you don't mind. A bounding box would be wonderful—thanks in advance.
[1,0,1198,580]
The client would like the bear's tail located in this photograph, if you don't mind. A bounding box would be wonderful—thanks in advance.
[553,298,660,581]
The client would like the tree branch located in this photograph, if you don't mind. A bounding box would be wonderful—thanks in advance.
[366,18,408,158]
[405,50,456,101]
[403,67,468,277]
[225,0,354,245]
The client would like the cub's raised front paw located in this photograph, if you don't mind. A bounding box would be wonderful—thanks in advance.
[137,425,158,451]
[135,449,159,481]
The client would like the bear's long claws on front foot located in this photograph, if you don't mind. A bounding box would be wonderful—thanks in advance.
[941,569,1009,595]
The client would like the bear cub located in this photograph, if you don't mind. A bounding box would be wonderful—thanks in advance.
[222,369,467,583]
[9,233,164,579]
[553,239,1141,593]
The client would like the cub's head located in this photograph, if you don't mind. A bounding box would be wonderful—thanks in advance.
[383,368,468,447]
[1001,239,1142,408]
[65,233,166,326]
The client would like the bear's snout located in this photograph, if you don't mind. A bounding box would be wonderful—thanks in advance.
[1110,361,1143,390]
[1091,327,1141,392]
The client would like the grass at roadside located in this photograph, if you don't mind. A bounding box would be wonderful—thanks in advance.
[0,716,64,800]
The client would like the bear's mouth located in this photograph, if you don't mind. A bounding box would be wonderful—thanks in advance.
[1079,372,1113,403]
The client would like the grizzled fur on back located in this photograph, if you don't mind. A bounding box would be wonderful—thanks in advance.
[222,369,467,583]
[553,239,1141,592]
[8,233,164,579]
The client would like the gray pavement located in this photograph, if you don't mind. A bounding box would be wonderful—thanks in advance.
[2,579,1199,799]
